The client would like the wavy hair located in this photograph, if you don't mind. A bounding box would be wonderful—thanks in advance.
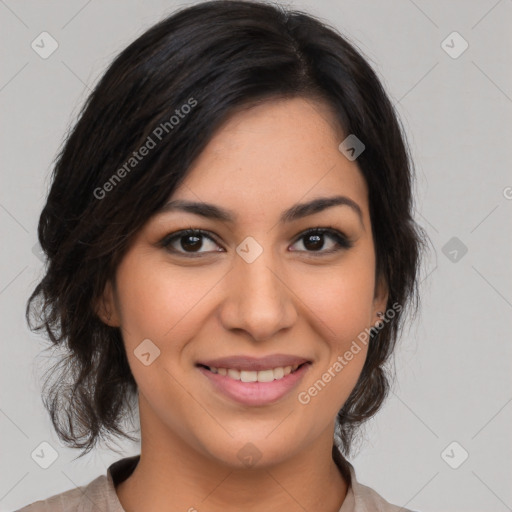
[26,0,429,457]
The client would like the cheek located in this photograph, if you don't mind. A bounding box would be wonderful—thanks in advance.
[299,255,376,348]
[114,252,218,343]
[289,254,375,414]
[113,253,212,405]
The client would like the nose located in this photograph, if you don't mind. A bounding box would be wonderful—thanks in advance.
[219,248,297,342]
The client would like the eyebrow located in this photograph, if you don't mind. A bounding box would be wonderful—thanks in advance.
[157,195,364,226]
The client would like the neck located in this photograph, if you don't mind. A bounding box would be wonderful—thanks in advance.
[116,402,348,512]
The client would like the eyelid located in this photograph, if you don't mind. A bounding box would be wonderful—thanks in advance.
[291,226,353,253]
[159,228,223,254]
[159,226,353,256]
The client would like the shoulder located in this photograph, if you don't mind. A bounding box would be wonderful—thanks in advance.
[15,455,139,512]
[347,464,420,512]
[15,474,109,512]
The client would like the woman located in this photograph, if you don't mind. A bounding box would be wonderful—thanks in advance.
[20,1,428,510]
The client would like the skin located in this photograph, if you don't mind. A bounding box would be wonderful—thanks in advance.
[97,96,388,512]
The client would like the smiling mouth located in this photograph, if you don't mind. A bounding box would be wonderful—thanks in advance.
[197,362,310,383]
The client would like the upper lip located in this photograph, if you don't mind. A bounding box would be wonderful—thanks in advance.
[197,354,311,371]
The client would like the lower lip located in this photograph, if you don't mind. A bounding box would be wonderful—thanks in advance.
[197,363,311,406]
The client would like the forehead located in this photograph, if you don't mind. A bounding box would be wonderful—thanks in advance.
[169,97,369,220]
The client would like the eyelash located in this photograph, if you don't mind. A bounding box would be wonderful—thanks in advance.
[159,226,353,257]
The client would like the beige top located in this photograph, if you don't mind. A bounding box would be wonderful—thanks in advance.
[17,448,414,512]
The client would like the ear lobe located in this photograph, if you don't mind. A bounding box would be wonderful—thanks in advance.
[94,280,120,327]
[373,273,389,316]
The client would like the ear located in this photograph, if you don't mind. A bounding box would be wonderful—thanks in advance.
[372,273,389,320]
[94,279,121,327]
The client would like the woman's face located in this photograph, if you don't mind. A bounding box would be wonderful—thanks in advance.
[101,97,387,468]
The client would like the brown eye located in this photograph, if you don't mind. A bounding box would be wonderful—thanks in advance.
[290,228,353,254]
[161,229,223,255]
[303,233,324,251]
[159,227,353,258]
[179,233,202,251]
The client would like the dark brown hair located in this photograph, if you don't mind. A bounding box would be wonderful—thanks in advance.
[26,0,429,458]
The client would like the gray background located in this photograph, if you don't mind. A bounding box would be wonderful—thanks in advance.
[1,1,511,511]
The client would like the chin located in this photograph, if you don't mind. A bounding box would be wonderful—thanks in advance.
[196,432,306,470]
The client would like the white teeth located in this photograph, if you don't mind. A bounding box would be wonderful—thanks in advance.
[257,369,275,383]
[227,368,240,379]
[207,364,303,382]
[240,370,258,382]
[273,367,284,379]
